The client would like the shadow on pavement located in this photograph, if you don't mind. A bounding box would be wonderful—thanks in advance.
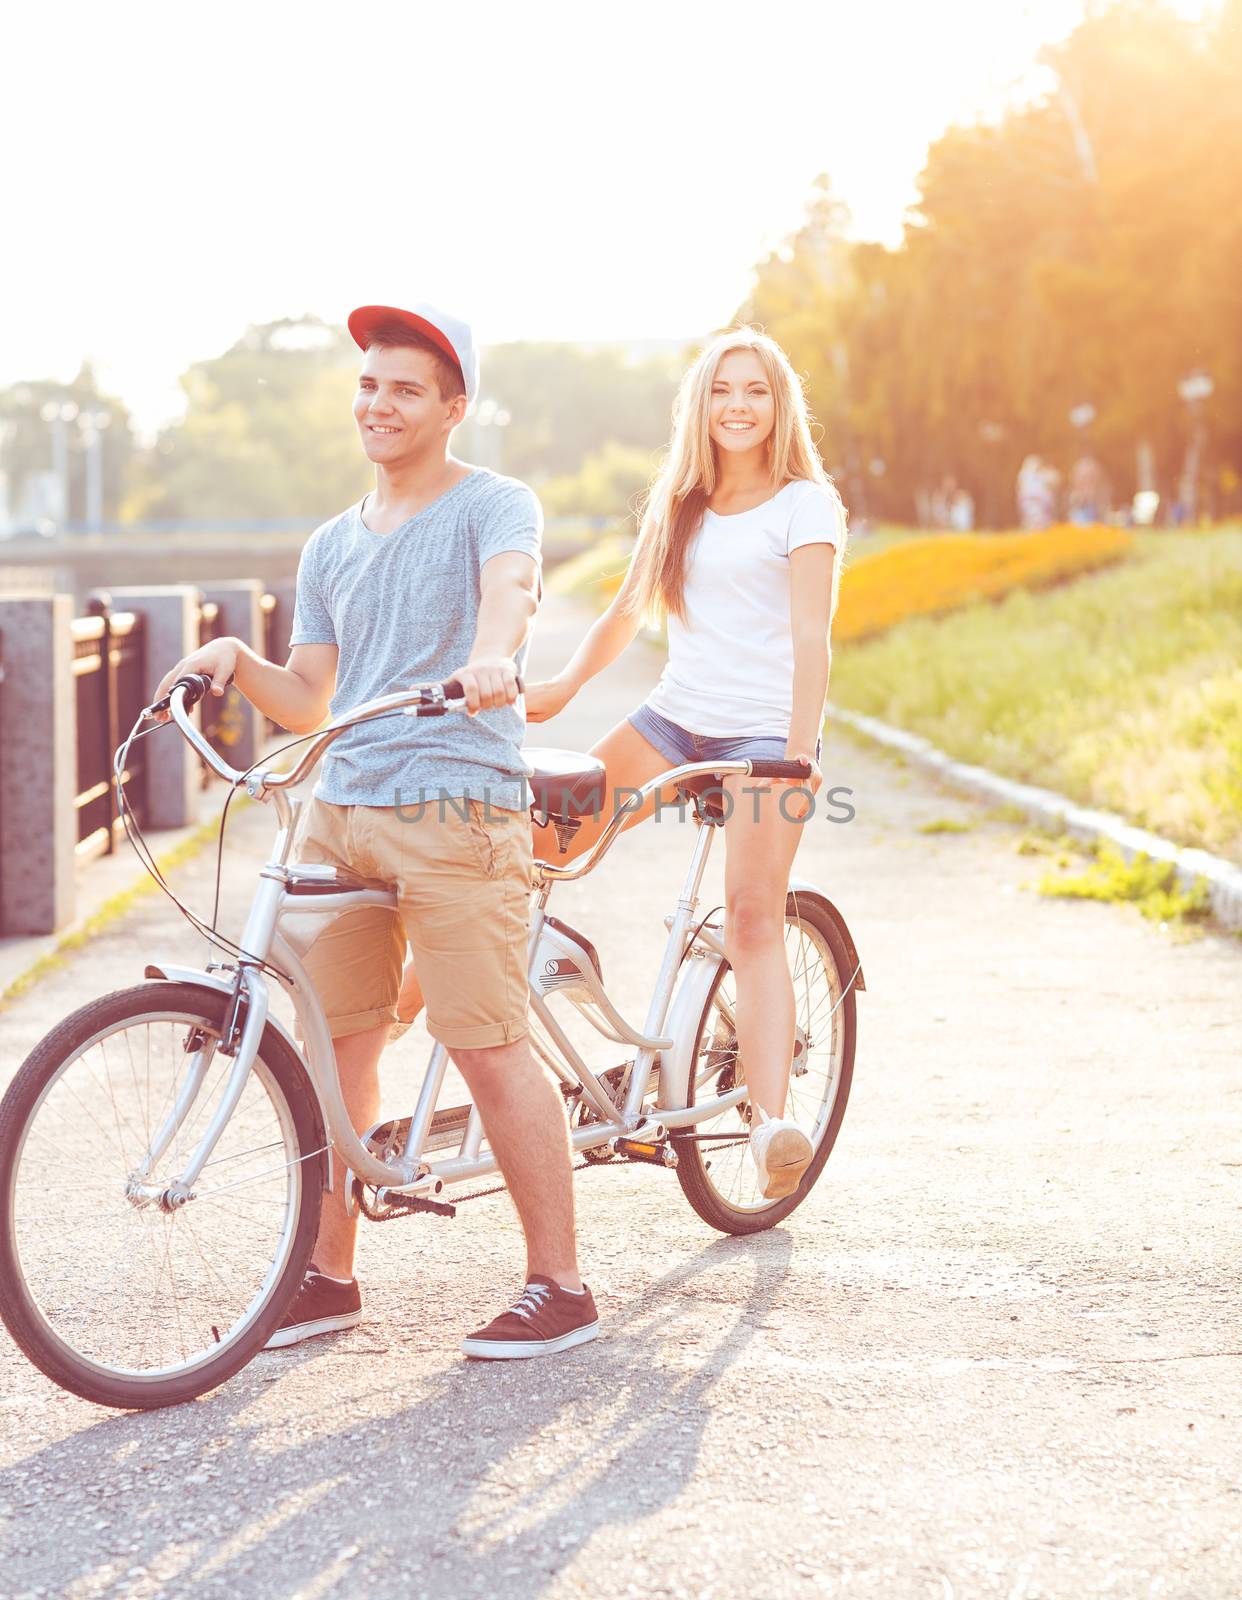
[3,1228,793,1598]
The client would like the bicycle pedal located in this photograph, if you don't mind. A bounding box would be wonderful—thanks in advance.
[386,1191,457,1219]
[613,1137,678,1169]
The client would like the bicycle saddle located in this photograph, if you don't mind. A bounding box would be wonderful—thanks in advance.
[524,747,607,820]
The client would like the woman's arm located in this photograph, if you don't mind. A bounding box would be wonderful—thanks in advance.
[785,542,836,758]
[526,557,644,720]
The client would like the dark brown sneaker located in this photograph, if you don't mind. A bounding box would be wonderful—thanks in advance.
[461,1276,599,1360]
[264,1266,362,1349]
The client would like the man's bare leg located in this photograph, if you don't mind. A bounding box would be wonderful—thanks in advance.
[451,1037,582,1290]
[312,1023,387,1280]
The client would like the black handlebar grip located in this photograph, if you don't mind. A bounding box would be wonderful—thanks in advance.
[172,672,215,709]
[747,759,814,780]
[440,673,524,702]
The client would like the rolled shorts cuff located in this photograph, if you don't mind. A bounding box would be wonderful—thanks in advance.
[427,1015,530,1051]
[325,1003,399,1040]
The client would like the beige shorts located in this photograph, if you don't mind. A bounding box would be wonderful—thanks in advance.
[293,796,532,1050]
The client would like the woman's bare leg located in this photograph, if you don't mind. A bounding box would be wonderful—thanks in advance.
[720,774,809,1119]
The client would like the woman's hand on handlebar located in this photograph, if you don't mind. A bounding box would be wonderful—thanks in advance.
[777,748,823,822]
[447,655,521,716]
[151,640,240,722]
[523,676,575,724]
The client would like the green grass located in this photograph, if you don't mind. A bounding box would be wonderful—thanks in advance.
[1036,841,1212,925]
[547,533,633,598]
[917,817,974,834]
[829,526,1242,863]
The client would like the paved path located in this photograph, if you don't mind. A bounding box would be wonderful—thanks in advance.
[2,594,1240,1599]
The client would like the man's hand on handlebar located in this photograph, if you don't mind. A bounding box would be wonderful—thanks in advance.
[445,655,521,716]
[151,640,241,722]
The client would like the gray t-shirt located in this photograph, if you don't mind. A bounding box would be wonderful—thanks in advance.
[290,468,542,812]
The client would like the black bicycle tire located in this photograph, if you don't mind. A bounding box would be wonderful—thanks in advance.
[0,981,326,1410]
[673,895,857,1235]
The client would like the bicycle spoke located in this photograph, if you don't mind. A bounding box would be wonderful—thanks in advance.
[681,911,849,1219]
[8,1004,305,1384]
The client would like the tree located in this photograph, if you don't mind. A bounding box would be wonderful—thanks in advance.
[127,322,683,524]
[732,2,1242,525]
[126,318,370,523]
[479,343,680,484]
[539,442,660,520]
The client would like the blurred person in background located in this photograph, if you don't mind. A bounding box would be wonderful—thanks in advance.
[949,484,975,531]
[1068,453,1111,525]
[1017,454,1056,530]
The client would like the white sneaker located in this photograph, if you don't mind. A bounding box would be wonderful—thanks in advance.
[749,1112,814,1200]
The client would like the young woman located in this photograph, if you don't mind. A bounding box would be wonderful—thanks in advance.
[525,327,847,1199]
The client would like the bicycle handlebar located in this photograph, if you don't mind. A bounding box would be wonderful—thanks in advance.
[534,754,818,884]
[161,676,476,792]
[746,759,813,781]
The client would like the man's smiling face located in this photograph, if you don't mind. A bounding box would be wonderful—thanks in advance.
[353,345,461,463]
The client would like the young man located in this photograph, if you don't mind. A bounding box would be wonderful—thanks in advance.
[154,301,597,1360]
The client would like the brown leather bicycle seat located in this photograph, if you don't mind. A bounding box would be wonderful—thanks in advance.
[524,747,607,820]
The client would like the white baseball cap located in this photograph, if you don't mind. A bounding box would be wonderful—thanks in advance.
[347,301,479,405]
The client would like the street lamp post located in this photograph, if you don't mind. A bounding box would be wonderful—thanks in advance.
[36,401,111,532]
[38,400,78,529]
[1176,372,1213,525]
[81,411,111,533]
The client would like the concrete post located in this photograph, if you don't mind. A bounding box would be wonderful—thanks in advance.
[109,586,201,828]
[0,595,77,934]
[200,581,265,775]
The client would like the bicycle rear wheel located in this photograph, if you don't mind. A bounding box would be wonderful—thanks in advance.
[0,982,325,1409]
[674,894,857,1234]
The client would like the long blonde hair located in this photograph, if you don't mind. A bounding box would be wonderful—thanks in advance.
[624,327,847,624]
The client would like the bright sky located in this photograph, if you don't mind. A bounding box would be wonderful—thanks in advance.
[3,0,1216,429]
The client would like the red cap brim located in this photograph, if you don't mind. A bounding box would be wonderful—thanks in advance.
[347,305,464,385]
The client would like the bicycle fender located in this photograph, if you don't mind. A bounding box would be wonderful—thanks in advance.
[141,962,309,1062]
[655,949,726,1113]
[787,880,867,991]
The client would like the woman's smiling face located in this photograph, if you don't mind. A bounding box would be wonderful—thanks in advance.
[708,348,776,457]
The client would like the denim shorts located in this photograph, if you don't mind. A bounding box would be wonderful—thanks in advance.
[628,702,820,768]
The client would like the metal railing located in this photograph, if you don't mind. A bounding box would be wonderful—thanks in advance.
[2,584,289,938]
[196,600,225,786]
[71,601,149,860]
[67,589,284,842]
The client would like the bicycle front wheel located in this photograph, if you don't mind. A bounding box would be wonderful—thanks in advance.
[0,982,326,1409]
[674,893,857,1234]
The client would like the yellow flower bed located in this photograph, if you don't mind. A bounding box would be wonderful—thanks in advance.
[835,525,1133,642]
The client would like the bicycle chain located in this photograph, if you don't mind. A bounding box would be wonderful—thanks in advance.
[453,1157,599,1204]
[358,1132,742,1216]
[442,1137,751,1203]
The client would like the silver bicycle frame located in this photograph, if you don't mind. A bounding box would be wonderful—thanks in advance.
[144,683,771,1200]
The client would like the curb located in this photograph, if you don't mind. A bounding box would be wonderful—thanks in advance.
[828,707,1242,933]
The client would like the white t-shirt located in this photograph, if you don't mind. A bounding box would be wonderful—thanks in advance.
[644,478,840,738]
